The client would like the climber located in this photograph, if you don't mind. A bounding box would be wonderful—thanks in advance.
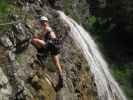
[31,16,63,90]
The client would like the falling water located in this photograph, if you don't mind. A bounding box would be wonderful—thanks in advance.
[58,11,127,100]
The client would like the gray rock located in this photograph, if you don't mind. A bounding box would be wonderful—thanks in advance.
[0,35,13,49]
[0,67,12,100]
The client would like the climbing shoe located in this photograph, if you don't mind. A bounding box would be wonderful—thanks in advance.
[54,73,64,92]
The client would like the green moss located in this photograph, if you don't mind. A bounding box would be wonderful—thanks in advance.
[0,0,9,15]
[16,55,24,64]
[0,2,19,32]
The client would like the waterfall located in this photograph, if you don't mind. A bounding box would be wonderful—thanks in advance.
[58,11,127,100]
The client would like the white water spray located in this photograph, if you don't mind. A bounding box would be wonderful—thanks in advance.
[58,11,127,100]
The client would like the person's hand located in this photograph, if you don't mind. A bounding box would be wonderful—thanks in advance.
[32,33,43,40]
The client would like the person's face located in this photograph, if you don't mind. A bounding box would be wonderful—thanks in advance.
[40,20,48,28]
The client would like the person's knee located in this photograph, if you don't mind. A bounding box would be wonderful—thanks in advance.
[32,38,39,44]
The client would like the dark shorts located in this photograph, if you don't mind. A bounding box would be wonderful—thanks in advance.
[37,39,61,56]
[46,42,61,56]
[36,40,61,65]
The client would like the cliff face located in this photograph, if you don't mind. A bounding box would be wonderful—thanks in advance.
[0,0,97,100]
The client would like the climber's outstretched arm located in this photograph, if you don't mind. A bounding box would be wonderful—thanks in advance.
[31,38,46,48]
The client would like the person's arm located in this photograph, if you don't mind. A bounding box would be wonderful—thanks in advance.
[33,32,43,40]
[37,33,43,39]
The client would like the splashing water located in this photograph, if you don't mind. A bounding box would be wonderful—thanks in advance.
[58,11,127,100]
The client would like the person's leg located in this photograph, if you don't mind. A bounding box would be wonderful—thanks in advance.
[52,54,64,90]
[32,38,48,68]
[52,54,62,74]
[32,38,46,48]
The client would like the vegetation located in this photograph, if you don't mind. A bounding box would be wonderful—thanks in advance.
[0,0,9,32]
[0,0,9,15]
[87,15,133,100]
[111,63,133,100]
